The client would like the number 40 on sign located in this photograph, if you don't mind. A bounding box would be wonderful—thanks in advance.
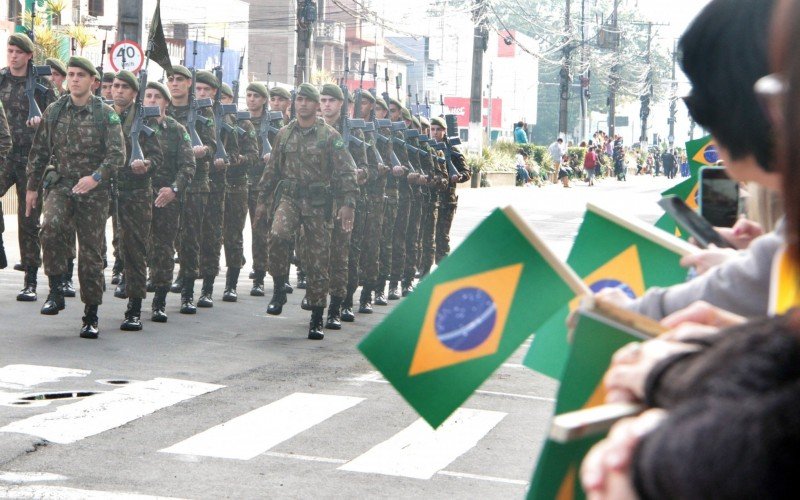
[108,39,144,74]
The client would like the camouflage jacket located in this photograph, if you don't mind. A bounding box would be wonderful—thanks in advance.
[227,118,259,185]
[392,129,412,195]
[0,68,57,159]
[0,102,12,159]
[208,114,239,190]
[26,95,125,191]
[153,115,195,192]
[118,105,163,191]
[167,104,216,194]
[258,117,358,209]
[247,111,282,188]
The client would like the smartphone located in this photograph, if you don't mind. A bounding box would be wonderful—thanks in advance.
[699,166,740,227]
[657,196,736,249]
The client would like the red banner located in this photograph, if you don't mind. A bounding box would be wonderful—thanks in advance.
[443,97,502,128]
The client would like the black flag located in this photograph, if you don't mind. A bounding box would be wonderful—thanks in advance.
[148,0,172,74]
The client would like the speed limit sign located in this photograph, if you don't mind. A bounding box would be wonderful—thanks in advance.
[109,39,144,73]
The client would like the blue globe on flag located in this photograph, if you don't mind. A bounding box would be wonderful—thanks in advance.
[589,279,637,299]
[704,145,719,164]
[434,287,497,351]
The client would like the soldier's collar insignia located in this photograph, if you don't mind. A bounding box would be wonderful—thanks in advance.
[183,132,191,142]
[334,138,345,150]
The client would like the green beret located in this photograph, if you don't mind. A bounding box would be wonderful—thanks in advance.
[411,116,420,128]
[375,98,388,110]
[220,83,233,98]
[401,107,412,121]
[8,33,33,54]
[419,117,431,129]
[67,56,97,77]
[360,91,376,103]
[115,70,139,91]
[270,86,291,100]
[321,83,343,101]
[296,83,319,103]
[168,65,192,79]
[431,116,446,129]
[46,58,67,76]
[246,82,269,98]
[388,98,403,110]
[102,71,115,83]
[194,70,219,89]
[147,81,171,102]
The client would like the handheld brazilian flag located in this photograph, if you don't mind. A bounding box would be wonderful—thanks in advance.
[686,135,719,169]
[527,304,653,499]
[524,203,698,379]
[358,206,589,428]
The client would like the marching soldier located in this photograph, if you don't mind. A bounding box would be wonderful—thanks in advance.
[417,116,446,278]
[45,58,66,95]
[166,65,216,314]
[430,116,470,263]
[269,86,292,123]
[259,83,358,340]
[0,33,57,302]
[143,81,195,323]
[26,56,125,339]
[100,72,115,102]
[401,111,424,297]
[220,83,259,301]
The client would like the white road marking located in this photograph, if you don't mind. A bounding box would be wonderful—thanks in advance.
[436,470,529,486]
[0,365,90,391]
[263,451,347,464]
[0,378,223,444]
[0,471,66,482]
[0,485,186,499]
[338,408,507,480]
[160,392,364,460]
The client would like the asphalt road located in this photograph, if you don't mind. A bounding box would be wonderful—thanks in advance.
[0,174,680,499]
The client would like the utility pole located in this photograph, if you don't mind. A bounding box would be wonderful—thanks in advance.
[295,0,317,86]
[558,0,572,139]
[579,0,588,142]
[608,0,620,139]
[468,0,487,154]
[668,39,677,149]
[117,1,143,45]
[639,22,653,147]
[486,62,493,145]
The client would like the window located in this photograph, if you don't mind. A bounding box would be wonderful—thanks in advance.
[426,63,435,78]
[89,0,104,17]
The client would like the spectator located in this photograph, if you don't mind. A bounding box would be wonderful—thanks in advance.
[662,148,677,179]
[515,150,532,186]
[548,137,565,183]
[584,146,598,186]
[558,153,572,188]
[513,121,528,144]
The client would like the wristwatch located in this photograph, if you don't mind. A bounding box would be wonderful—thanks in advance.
[91,172,102,182]
[170,184,178,194]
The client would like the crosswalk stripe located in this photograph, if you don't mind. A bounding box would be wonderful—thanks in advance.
[160,392,365,460]
[0,365,90,390]
[0,378,223,444]
[338,408,507,480]
[0,485,187,499]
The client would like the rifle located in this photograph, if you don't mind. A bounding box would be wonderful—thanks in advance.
[24,10,51,121]
[211,38,237,162]
[129,39,162,164]
[95,34,107,97]
[187,34,213,148]
[258,107,283,155]
[395,74,402,101]
[231,49,250,136]
[289,89,296,121]
[266,61,272,89]
[442,114,464,182]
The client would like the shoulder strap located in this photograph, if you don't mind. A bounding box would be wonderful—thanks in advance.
[45,95,69,126]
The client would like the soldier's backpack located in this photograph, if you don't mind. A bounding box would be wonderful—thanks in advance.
[44,93,107,131]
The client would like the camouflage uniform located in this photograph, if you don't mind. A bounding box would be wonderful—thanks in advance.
[260,118,358,308]
[247,111,282,279]
[389,129,413,296]
[223,118,258,271]
[27,95,125,305]
[402,135,425,291]
[376,125,399,303]
[435,144,470,263]
[418,144,447,277]
[0,104,12,269]
[358,122,390,291]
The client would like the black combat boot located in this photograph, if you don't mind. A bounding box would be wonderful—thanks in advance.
[341,286,356,322]
[308,306,325,340]
[374,279,388,306]
[197,276,214,308]
[111,261,123,285]
[146,275,155,293]
[40,275,65,315]
[248,270,255,280]
[13,262,23,271]
[358,286,373,314]
[0,238,6,269]
[61,260,76,298]
[326,296,343,330]
[17,266,38,302]
[300,295,312,310]
[223,268,240,302]
[284,280,294,294]
[151,286,168,323]
[180,278,197,314]
[401,278,415,297]
[80,304,99,339]
[120,298,143,331]
[266,276,287,315]
[250,270,266,296]
[388,281,401,300]
[114,274,128,299]
[170,274,183,294]
[296,269,307,289]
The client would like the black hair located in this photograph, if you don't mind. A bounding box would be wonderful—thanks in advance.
[516,121,524,128]
[679,0,775,170]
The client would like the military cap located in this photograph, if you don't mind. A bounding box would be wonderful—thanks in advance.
[8,33,33,54]
[246,82,269,98]
[375,98,388,111]
[296,83,320,103]
[401,107,412,121]
[270,86,291,100]
[102,71,116,83]
[431,116,446,129]
[168,65,192,79]
[67,56,97,77]
[359,90,376,103]
[388,97,403,110]
[147,81,171,102]
[411,116,420,128]
[194,70,219,89]
[320,83,344,101]
[220,83,233,98]
[46,58,67,76]
[420,116,430,128]
[114,70,139,91]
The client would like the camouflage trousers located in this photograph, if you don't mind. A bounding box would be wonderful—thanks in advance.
[269,197,332,308]
[200,187,225,278]
[103,193,121,267]
[346,196,368,291]
[1,158,41,267]
[148,192,181,287]
[177,192,209,280]
[403,190,423,281]
[418,193,439,275]
[358,195,385,287]
[390,191,411,282]
[117,189,153,299]
[41,186,107,305]
[223,185,248,269]
[248,187,269,272]
[329,202,353,299]
[378,192,398,281]
[435,191,458,264]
